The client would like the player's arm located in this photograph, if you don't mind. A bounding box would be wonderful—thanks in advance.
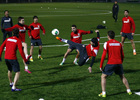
[1,18,4,29]
[120,20,124,35]
[17,40,27,63]
[5,25,15,31]
[40,24,45,35]
[81,30,93,35]
[88,56,95,73]
[25,25,33,31]
[95,30,100,40]
[0,40,6,60]
[100,42,107,71]
[131,18,135,35]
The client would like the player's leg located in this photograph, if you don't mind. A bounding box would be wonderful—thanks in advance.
[22,42,28,58]
[3,31,7,42]
[60,48,72,65]
[130,39,136,55]
[73,50,79,65]
[30,46,34,62]
[112,12,115,20]
[121,34,126,47]
[38,39,43,60]
[115,13,118,22]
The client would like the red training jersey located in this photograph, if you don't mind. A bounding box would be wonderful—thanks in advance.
[86,38,100,57]
[121,16,135,33]
[0,36,27,62]
[28,22,45,39]
[5,24,32,42]
[70,29,91,43]
[100,39,124,68]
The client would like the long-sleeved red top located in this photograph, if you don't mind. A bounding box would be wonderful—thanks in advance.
[0,36,27,62]
[5,24,32,42]
[100,39,124,68]
[121,16,135,33]
[70,29,91,43]
[28,22,45,39]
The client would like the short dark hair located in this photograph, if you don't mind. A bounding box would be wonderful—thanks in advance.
[108,30,115,39]
[13,28,19,37]
[33,16,38,19]
[124,10,129,13]
[91,38,98,47]
[18,17,24,21]
[71,25,77,28]
[4,10,9,13]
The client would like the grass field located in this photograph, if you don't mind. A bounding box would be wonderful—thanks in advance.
[0,2,140,100]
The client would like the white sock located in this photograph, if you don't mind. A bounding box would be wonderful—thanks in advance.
[74,58,78,62]
[38,54,41,57]
[12,86,16,89]
[26,54,28,59]
[127,89,131,93]
[62,39,68,43]
[10,82,13,85]
[102,91,106,95]
[86,58,89,62]
[133,49,136,53]
[62,58,66,63]
[25,66,28,70]
[30,56,33,59]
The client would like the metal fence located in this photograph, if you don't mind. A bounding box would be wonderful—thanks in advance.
[0,0,139,3]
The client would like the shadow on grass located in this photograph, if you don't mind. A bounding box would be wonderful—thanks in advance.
[24,76,91,90]
[124,69,140,73]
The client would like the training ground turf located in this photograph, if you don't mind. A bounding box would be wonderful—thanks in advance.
[0,2,140,100]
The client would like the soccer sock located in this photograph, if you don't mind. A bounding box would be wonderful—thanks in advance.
[102,91,106,95]
[127,89,131,93]
[12,86,16,89]
[10,82,13,85]
[61,39,68,43]
[133,49,136,53]
[25,66,28,70]
[30,56,33,59]
[26,54,28,59]
[38,54,41,57]
[62,58,66,63]
[74,58,78,62]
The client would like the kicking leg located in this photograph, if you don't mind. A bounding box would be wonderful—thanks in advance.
[12,72,21,91]
[22,42,28,58]
[30,46,34,62]
[130,39,136,55]
[121,36,126,47]
[38,45,43,60]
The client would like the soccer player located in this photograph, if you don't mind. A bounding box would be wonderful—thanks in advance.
[28,16,45,62]
[4,17,32,73]
[98,30,132,98]
[59,25,93,65]
[56,30,100,73]
[112,1,119,22]
[120,10,136,55]
[0,28,31,91]
[1,10,13,42]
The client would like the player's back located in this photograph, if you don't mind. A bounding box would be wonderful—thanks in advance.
[5,36,20,60]
[106,39,123,64]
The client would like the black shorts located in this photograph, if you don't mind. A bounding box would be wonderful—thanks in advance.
[103,64,124,75]
[31,39,42,46]
[5,59,20,72]
[122,33,133,40]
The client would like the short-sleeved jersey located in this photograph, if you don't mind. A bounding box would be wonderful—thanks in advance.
[28,22,45,39]
[5,24,31,42]
[86,38,100,57]
[70,29,91,43]
[100,39,124,68]
[0,36,27,62]
[121,16,135,33]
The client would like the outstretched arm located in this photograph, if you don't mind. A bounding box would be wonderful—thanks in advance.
[88,56,95,73]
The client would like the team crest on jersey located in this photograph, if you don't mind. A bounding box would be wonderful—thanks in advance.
[4,18,11,22]
[124,19,130,23]
[34,25,40,30]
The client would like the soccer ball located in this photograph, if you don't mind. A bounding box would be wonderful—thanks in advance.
[102,21,106,24]
[51,29,59,36]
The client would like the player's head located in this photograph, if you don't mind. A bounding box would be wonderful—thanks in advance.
[18,17,25,24]
[13,28,19,37]
[124,10,129,17]
[4,10,9,17]
[91,38,98,47]
[71,25,77,34]
[107,30,115,40]
[33,16,38,23]
[114,1,117,4]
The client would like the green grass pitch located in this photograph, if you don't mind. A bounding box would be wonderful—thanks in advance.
[0,2,140,100]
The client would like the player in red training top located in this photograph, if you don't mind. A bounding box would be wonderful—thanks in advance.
[98,30,132,98]
[0,28,31,91]
[120,10,136,55]
[56,30,100,73]
[4,17,32,73]
[59,25,93,66]
[28,16,45,62]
